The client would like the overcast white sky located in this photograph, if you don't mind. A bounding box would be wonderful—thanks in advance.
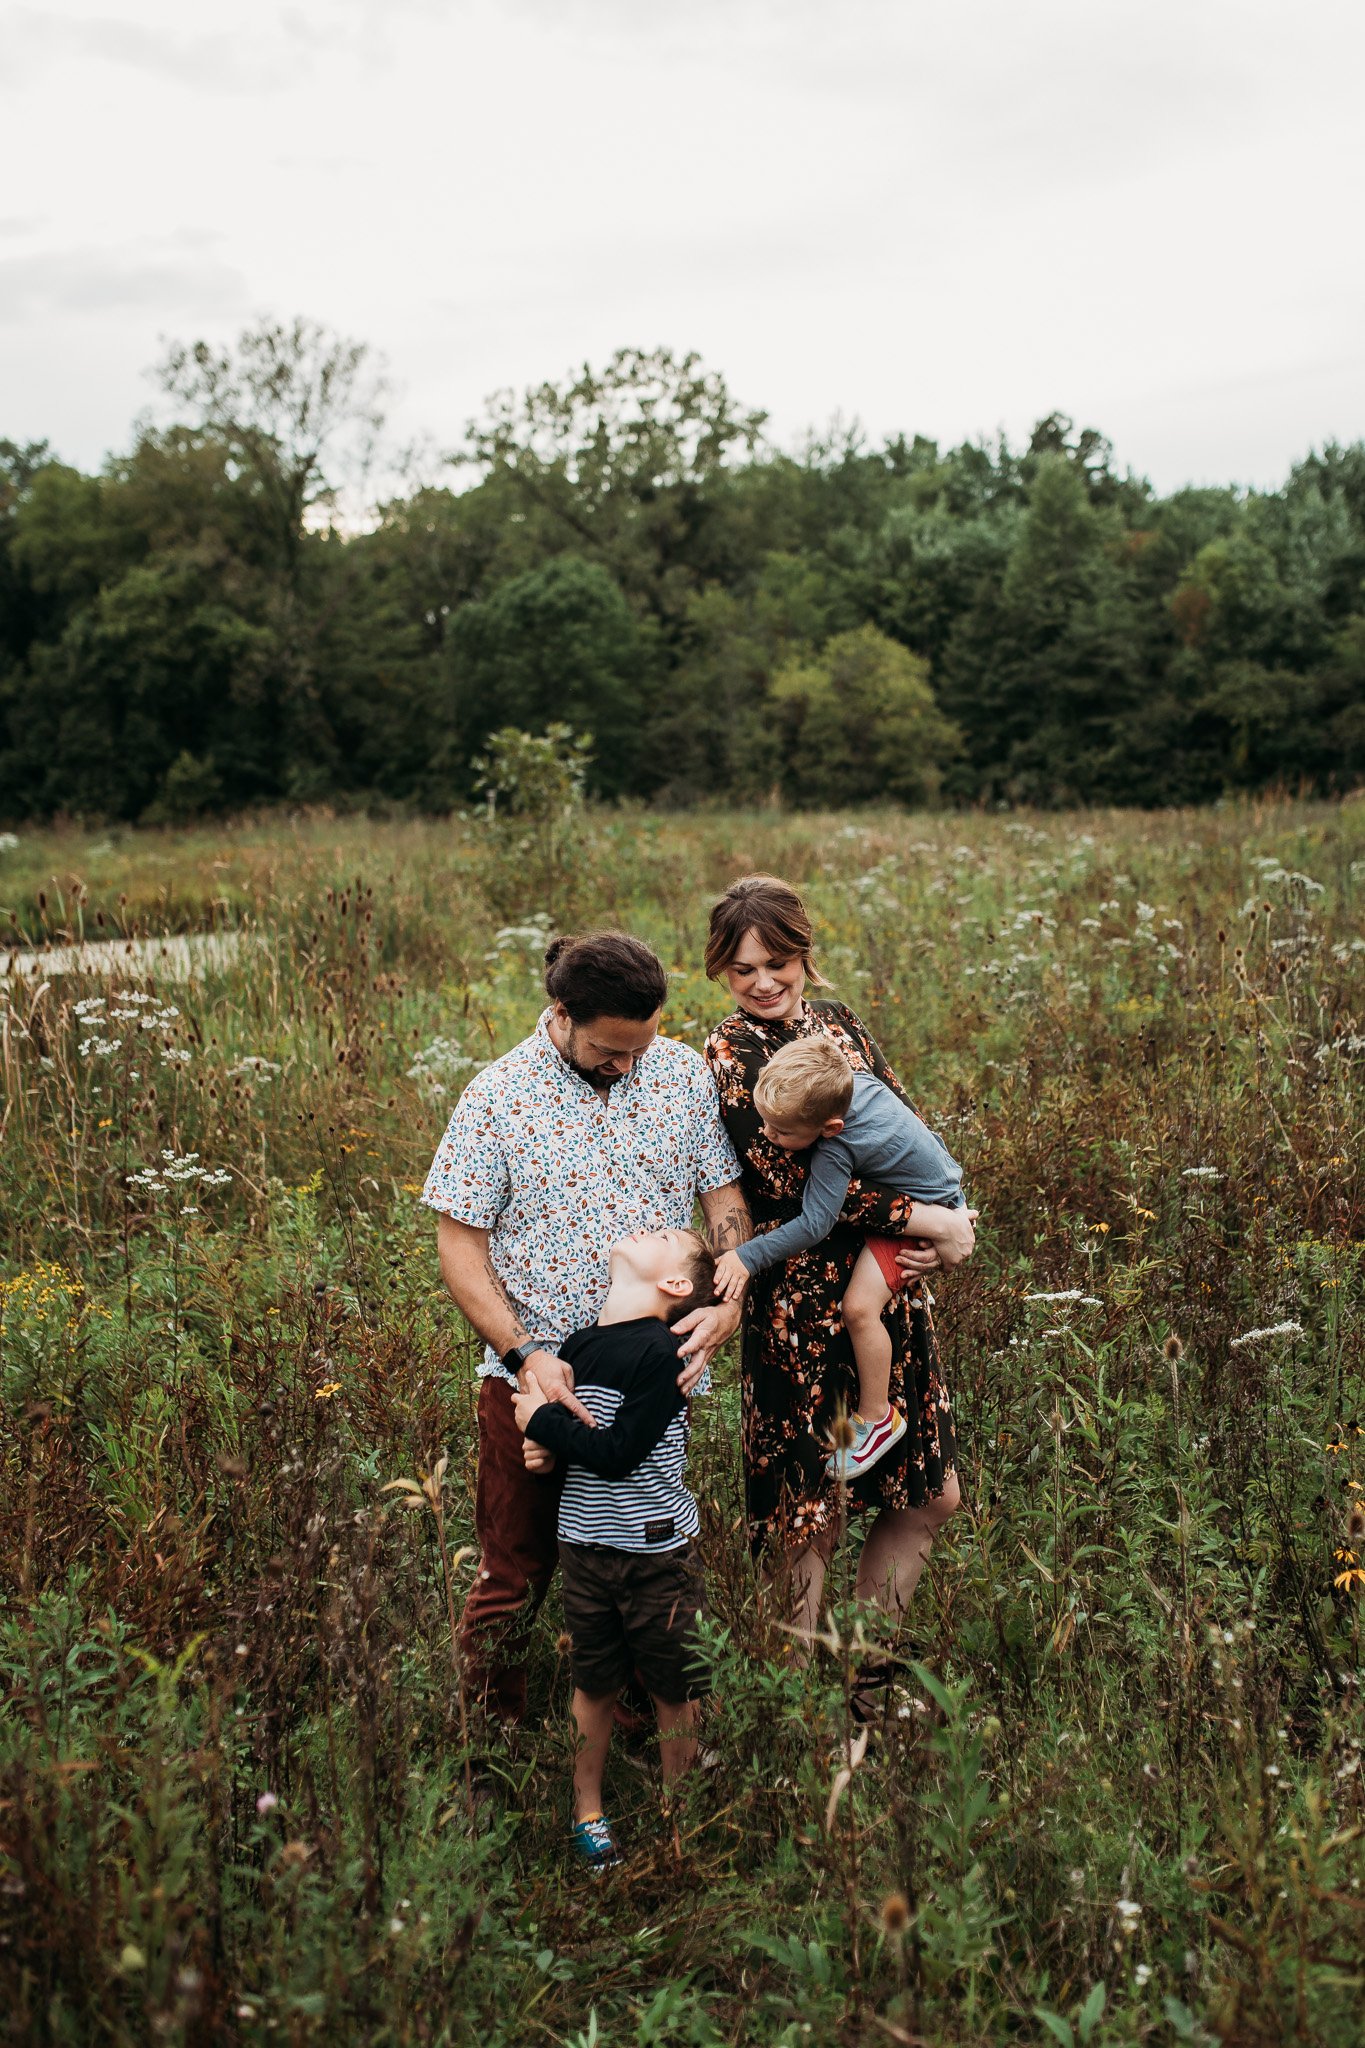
[3,0,1363,496]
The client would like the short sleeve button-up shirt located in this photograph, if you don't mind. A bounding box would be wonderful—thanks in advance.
[422,1010,741,1381]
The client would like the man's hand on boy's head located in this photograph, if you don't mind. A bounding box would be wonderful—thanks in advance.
[672,1294,742,1394]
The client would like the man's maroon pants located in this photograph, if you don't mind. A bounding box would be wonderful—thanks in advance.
[459,1375,564,1723]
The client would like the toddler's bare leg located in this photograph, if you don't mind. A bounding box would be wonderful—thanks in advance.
[571,1689,616,1820]
[655,1696,699,1787]
[841,1246,895,1421]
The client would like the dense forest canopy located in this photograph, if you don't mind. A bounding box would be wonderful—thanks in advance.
[3,319,1363,821]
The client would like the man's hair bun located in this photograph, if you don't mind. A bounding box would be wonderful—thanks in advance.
[543,930,668,1024]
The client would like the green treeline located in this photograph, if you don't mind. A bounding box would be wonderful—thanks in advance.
[3,322,1363,821]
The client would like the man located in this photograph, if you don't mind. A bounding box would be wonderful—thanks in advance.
[422,929,751,1723]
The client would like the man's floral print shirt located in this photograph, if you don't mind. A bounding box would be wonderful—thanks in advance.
[422,1010,741,1382]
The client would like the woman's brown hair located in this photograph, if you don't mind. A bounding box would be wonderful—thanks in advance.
[703,873,831,985]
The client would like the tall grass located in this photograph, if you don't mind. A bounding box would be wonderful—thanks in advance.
[1,797,1363,2045]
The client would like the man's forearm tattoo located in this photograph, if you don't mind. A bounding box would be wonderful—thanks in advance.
[707,1201,752,1253]
[483,1254,530,1342]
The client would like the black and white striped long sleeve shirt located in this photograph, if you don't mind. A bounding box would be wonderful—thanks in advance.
[524,1317,698,1554]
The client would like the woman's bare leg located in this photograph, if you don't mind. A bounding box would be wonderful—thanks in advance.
[855,1472,962,1620]
[763,1525,835,1653]
[763,1475,960,1649]
[841,1245,895,1422]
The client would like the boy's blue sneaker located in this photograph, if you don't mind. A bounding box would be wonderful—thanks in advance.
[826,1405,907,1482]
[571,1814,623,1874]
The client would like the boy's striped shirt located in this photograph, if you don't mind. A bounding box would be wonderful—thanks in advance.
[523,1318,698,1554]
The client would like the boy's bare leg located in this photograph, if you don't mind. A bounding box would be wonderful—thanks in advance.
[571,1689,616,1820]
[655,1696,698,1787]
[841,1245,895,1420]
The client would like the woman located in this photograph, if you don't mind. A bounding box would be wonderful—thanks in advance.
[703,873,963,1648]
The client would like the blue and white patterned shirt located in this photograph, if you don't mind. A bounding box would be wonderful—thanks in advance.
[422,1011,741,1382]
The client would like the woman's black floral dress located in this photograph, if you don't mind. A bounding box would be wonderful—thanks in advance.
[704,999,957,1555]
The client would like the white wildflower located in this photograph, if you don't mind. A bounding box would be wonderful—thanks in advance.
[128,1152,232,1198]
[1114,1897,1143,1933]
[408,1037,482,1099]
[1182,1166,1221,1180]
[1229,1321,1304,1349]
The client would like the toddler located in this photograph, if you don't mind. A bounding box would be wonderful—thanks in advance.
[714,1037,973,1480]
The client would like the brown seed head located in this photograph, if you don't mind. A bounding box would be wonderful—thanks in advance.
[880,1892,911,1934]
[1164,1335,1184,1363]
[830,1412,857,1451]
[1349,1502,1365,1543]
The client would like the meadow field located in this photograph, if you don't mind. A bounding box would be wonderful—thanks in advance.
[1,798,1363,2047]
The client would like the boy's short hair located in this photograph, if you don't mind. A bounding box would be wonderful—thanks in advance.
[754,1038,854,1129]
[666,1229,717,1325]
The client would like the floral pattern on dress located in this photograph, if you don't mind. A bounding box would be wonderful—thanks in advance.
[704,999,957,1554]
[423,1011,741,1381]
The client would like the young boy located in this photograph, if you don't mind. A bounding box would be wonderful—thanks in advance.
[713,1038,974,1482]
[511,1225,716,1874]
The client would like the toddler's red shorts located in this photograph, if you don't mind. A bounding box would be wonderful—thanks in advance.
[866,1236,912,1292]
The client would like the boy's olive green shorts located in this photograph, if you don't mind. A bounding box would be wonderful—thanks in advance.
[558,1538,708,1705]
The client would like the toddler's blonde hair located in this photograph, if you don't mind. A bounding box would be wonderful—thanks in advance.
[754,1037,854,1128]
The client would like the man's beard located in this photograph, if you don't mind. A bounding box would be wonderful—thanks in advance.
[564,1028,627,1087]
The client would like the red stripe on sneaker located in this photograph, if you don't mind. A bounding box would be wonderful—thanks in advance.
[853,1414,896,1466]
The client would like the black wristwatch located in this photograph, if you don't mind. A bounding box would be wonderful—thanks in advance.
[501,1339,544,1375]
